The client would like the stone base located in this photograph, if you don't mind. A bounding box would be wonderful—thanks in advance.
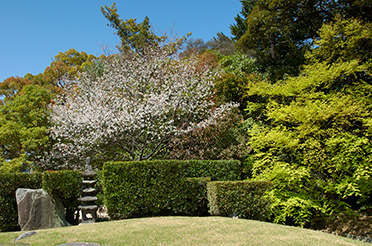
[78,205,98,224]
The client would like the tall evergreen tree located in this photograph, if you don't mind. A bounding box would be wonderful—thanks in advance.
[231,0,372,81]
[101,2,165,53]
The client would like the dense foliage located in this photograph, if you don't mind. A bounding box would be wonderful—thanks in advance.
[184,177,211,216]
[42,170,82,224]
[0,49,98,170]
[168,110,250,171]
[246,18,372,226]
[207,180,272,221]
[232,0,372,81]
[0,173,42,231]
[0,85,52,171]
[0,49,97,103]
[0,171,81,232]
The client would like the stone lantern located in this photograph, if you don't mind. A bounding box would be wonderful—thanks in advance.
[78,157,98,224]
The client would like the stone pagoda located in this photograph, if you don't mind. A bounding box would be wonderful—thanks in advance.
[78,158,98,224]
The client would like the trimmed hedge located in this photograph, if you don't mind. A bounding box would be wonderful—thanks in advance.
[42,170,82,224]
[0,170,81,232]
[103,160,240,219]
[183,177,211,216]
[176,160,241,181]
[207,180,272,221]
[0,173,42,231]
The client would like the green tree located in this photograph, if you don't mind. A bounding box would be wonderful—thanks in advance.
[46,48,97,80]
[0,49,97,103]
[180,33,236,58]
[332,0,372,22]
[0,77,32,104]
[215,52,263,116]
[246,18,372,227]
[232,0,372,81]
[101,2,165,53]
[230,0,258,41]
[307,17,372,66]
[206,32,236,56]
[235,0,325,81]
[0,85,52,172]
[179,38,208,58]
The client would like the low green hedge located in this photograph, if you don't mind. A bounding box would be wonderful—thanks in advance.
[42,170,82,224]
[207,180,272,221]
[0,173,42,231]
[183,177,211,216]
[0,170,81,232]
[103,160,240,219]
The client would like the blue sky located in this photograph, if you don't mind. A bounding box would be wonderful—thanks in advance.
[0,0,241,82]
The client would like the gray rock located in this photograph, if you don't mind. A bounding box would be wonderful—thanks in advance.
[14,231,36,241]
[16,188,70,231]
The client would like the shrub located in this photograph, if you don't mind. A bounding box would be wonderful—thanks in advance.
[176,160,241,181]
[42,170,82,224]
[245,18,372,227]
[95,170,105,207]
[207,180,272,221]
[103,160,240,219]
[0,172,42,231]
[183,177,211,216]
[0,170,82,231]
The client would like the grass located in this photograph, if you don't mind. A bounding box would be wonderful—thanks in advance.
[0,216,369,246]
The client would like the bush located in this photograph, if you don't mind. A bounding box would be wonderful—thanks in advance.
[103,160,240,219]
[183,177,211,216]
[42,170,82,224]
[176,160,241,181]
[245,18,372,227]
[0,172,42,231]
[0,170,82,231]
[207,180,272,221]
[95,170,105,207]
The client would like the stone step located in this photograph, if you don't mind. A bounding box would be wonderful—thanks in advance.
[78,196,98,203]
[82,180,96,185]
[78,205,98,210]
[81,170,96,177]
[82,188,96,194]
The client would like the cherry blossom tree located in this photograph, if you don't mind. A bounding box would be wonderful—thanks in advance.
[46,45,236,169]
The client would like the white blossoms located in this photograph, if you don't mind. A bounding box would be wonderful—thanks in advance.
[49,46,237,167]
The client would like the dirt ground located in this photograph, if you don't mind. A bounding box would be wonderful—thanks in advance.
[322,212,372,243]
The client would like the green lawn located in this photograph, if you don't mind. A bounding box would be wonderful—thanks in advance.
[0,216,368,246]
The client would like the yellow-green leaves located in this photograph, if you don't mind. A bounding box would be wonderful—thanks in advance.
[309,17,372,65]
[245,17,372,226]
[0,85,52,171]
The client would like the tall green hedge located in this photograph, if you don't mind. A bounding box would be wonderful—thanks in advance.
[176,160,241,181]
[103,160,240,219]
[0,173,42,231]
[207,180,272,221]
[0,170,81,232]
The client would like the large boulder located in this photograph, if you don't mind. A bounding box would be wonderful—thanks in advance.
[16,188,70,231]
